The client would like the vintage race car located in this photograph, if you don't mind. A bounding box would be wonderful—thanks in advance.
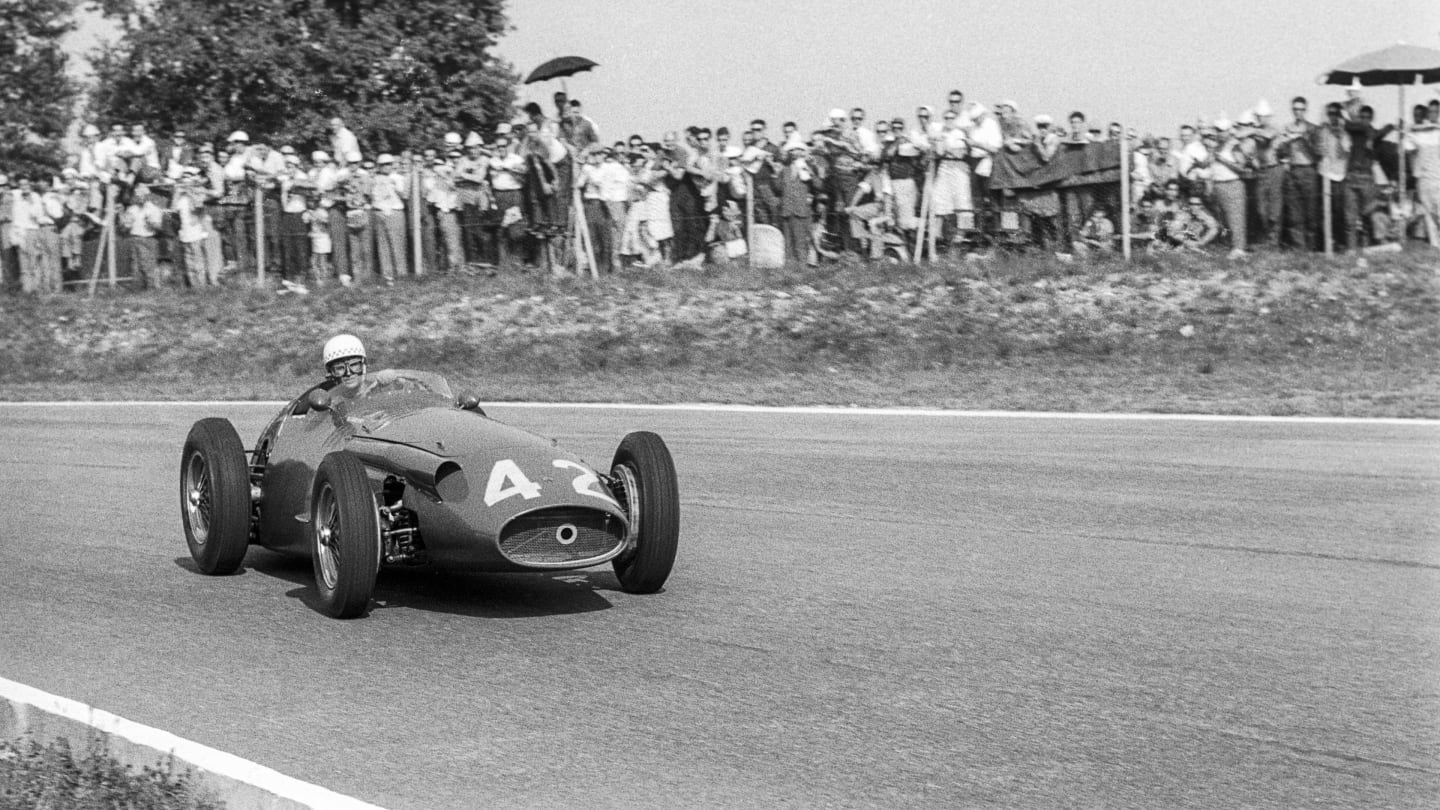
[179,370,679,618]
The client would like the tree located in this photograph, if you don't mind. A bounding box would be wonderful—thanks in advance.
[89,0,518,154]
[0,0,79,177]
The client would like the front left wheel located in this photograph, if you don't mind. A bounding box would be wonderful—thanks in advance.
[180,418,252,575]
[310,452,381,619]
[610,431,680,594]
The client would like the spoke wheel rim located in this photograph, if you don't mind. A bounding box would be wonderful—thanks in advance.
[315,483,340,590]
[184,452,211,546]
[611,463,641,554]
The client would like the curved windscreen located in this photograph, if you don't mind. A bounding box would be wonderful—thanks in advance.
[332,369,454,421]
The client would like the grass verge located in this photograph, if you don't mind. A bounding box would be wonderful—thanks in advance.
[0,736,223,810]
[2,249,1437,417]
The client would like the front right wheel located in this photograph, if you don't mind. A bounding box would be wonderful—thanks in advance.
[610,431,680,594]
[180,418,252,575]
[310,452,381,619]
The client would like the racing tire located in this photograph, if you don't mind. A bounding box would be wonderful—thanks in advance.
[610,431,680,594]
[180,418,252,576]
[310,452,381,619]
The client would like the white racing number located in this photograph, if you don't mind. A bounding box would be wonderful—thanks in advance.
[483,459,542,507]
[482,458,620,507]
[552,460,621,506]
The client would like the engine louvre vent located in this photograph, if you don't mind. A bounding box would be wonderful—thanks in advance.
[499,507,625,567]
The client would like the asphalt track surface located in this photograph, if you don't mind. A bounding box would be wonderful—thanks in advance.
[1,403,1437,809]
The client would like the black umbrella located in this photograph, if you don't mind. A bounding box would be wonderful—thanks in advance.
[524,56,599,85]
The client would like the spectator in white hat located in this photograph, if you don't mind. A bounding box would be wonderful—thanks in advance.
[776,135,818,265]
[171,168,221,287]
[455,132,490,265]
[1210,117,1250,257]
[369,153,406,283]
[1247,99,1285,248]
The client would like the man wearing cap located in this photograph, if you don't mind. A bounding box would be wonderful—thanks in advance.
[455,131,491,266]
[369,154,406,283]
[120,181,165,289]
[1018,116,1064,249]
[308,150,349,281]
[216,131,254,274]
[1248,100,1285,248]
[246,137,287,274]
[277,151,313,285]
[776,135,818,265]
[342,157,374,282]
[1210,119,1250,258]
[172,167,220,287]
[425,155,463,274]
[818,108,867,253]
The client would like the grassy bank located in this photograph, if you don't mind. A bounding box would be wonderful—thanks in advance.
[2,250,1437,417]
[0,737,223,809]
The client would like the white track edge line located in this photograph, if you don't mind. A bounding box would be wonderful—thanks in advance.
[0,676,387,810]
[0,400,1436,426]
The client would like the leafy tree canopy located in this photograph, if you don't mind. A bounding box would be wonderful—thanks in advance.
[89,0,518,155]
[0,0,78,177]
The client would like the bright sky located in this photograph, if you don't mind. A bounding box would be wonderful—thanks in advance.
[70,0,1440,137]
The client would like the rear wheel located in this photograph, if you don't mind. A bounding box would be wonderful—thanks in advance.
[610,431,680,594]
[180,418,251,575]
[311,452,381,619]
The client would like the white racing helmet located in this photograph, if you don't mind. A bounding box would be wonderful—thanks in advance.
[323,334,366,368]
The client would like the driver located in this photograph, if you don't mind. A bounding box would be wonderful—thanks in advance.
[321,334,395,400]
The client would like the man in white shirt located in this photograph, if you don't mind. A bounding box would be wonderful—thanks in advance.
[1408,108,1440,246]
[487,131,526,266]
[76,124,103,181]
[129,124,162,176]
[1210,120,1249,258]
[9,177,40,293]
[330,118,360,168]
[369,153,407,283]
[426,158,463,273]
[93,125,127,181]
[850,107,881,161]
[590,147,634,273]
[216,131,255,273]
[121,182,165,288]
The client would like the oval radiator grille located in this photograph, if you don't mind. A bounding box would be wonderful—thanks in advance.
[499,507,625,566]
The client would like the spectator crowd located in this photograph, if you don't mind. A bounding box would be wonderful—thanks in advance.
[2,86,1439,295]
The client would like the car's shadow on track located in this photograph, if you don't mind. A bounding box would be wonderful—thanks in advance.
[176,552,628,619]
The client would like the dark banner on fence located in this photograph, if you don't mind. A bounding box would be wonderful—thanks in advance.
[989,140,1123,191]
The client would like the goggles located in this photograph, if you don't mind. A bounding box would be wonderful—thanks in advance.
[328,358,365,378]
